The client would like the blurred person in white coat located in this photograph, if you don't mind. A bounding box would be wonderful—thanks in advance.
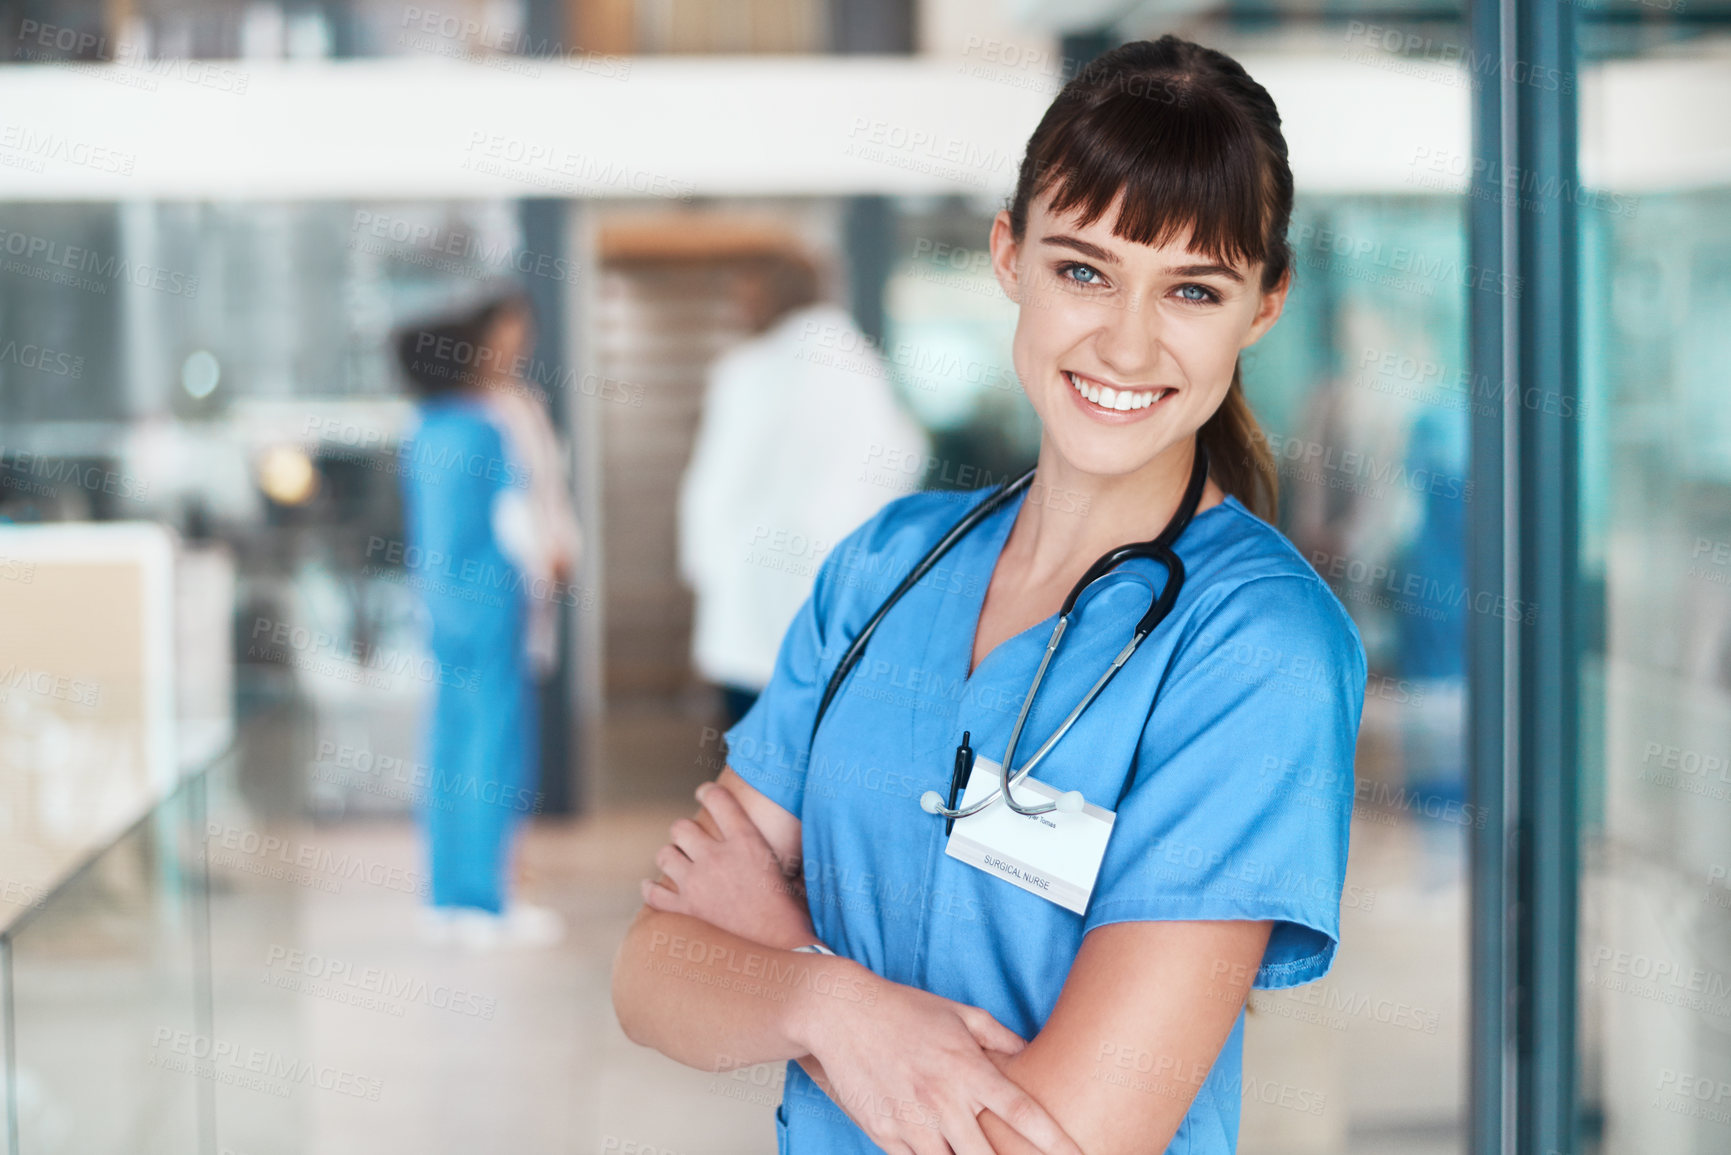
[678,253,930,728]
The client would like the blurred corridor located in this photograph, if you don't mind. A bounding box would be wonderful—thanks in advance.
[3,1,1730,1153]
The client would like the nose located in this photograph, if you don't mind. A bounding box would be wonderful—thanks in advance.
[1090,289,1164,382]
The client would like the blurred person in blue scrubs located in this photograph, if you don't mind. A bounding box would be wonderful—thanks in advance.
[1391,404,1470,886]
[395,290,579,950]
[678,251,929,728]
[614,36,1367,1155]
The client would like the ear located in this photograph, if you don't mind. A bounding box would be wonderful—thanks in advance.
[1241,265,1292,350]
[988,210,1022,304]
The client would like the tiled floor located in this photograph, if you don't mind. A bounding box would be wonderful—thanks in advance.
[202,816,1464,1154]
[9,695,1467,1155]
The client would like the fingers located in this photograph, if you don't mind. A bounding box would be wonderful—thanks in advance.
[696,780,761,843]
[974,1082,1082,1155]
[952,1004,1027,1055]
[934,1105,994,1155]
[667,817,711,860]
[639,877,681,911]
[653,842,692,884]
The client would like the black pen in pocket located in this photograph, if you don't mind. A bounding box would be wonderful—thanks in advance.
[945,731,975,836]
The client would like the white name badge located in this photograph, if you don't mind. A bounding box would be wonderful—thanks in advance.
[943,756,1116,914]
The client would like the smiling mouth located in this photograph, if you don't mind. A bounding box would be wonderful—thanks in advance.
[1064,370,1176,413]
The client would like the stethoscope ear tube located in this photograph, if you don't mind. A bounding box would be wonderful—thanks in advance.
[1134,547,1184,638]
[808,439,1211,824]
[809,467,1038,744]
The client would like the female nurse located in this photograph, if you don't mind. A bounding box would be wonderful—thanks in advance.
[612,33,1368,1155]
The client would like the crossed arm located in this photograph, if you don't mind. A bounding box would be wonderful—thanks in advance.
[610,767,1272,1154]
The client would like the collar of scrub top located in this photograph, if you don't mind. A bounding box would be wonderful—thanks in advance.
[806,437,1211,820]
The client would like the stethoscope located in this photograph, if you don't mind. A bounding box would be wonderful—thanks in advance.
[807,438,1211,825]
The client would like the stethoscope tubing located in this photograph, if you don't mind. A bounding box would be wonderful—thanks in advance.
[809,440,1210,821]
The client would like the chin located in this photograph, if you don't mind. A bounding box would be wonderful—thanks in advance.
[1044,423,1177,481]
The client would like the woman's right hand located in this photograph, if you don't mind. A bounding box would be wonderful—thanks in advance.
[792,960,1082,1155]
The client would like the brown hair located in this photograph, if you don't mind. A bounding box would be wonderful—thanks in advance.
[1006,35,1290,522]
[394,288,535,399]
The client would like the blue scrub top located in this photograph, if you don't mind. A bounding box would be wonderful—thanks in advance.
[724,482,1368,1154]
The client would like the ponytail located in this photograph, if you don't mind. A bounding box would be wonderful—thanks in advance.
[1200,361,1279,524]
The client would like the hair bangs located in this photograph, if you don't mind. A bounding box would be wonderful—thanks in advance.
[1028,87,1271,273]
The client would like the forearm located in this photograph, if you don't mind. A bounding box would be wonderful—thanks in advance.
[976,1053,1056,1155]
[611,906,862,1072]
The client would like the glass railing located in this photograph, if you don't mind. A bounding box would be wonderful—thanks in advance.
[1,747,223,1155]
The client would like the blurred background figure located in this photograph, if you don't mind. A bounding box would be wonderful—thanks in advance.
[394,290,577,949]
[677,251,929,728]
[1389,403,1470,889]
[469,290,586,679]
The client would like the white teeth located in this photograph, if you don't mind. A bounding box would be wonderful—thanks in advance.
[1066,371,1170,412]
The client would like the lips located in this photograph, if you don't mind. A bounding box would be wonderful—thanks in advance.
[1064,370,1176,413]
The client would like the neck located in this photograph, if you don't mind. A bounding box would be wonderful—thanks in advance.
[1006,437,1223,587]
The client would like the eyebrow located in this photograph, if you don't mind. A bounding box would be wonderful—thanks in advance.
[1038,233,1246,285]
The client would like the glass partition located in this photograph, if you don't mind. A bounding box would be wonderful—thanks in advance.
[2,769,211,1155]
[1576,18,1731,1151]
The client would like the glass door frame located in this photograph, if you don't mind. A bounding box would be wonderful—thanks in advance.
[1465,1,1582,1153]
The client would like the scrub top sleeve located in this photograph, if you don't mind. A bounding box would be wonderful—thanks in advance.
[401,413,513,620]
[1082,573,1369,990]
[720,514,870,820]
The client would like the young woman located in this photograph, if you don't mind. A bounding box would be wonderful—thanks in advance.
[396,291,577,949]
[613,35,1367,1154]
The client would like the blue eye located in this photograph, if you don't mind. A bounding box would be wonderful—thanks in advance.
[1057,261,1103,287]
[1177,283,1221,304]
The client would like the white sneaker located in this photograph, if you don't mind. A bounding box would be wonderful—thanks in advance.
[415,905,461,945]
[450,903,565,951]
[501,902,565,947]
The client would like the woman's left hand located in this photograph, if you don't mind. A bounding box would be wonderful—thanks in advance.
[642,781,818,950]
